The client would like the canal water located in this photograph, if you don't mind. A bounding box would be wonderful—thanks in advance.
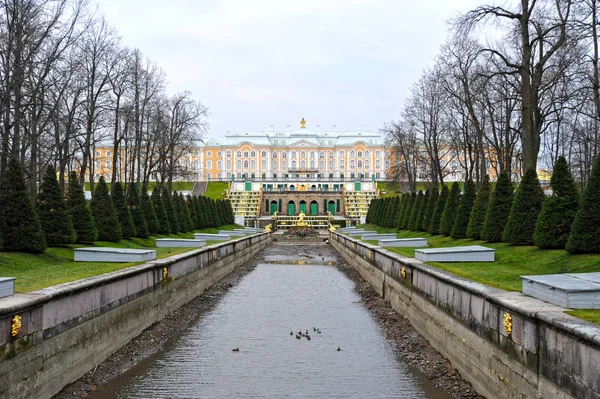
[89,243,450,398]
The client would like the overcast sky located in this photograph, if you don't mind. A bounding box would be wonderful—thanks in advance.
[94,0,482,139]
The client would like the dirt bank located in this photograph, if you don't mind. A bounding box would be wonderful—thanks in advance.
[335,258,481,399]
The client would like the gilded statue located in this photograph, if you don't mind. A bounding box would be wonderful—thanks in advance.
[300,117,306,128]
[294,212,308,227]
[265,224,272,232]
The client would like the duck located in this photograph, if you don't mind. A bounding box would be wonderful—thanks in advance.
[296,335,301,339]
[305,330,309,335]
[313,327,316,332]
[290,331,293,336]
[306,335,311,341]
[317,329,321,334]
[337,347,341,351]
[232,348,240,352]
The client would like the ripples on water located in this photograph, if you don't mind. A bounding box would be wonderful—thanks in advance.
[90,245,437,398]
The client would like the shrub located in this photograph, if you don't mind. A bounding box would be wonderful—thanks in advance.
[400,192,416,230]
[439,182,461,236]
[113,182,136,238]
[481,170,513,242]
[451,180,477,239]
[163,188,180,233]
[535,157,580,249]
[466,175,491,239]
[91,176,122,242]
[212,198,223,227]
[127,183,149,238]
[567,154,600,253]
[152,188,171,234]
[395,194,407,229]
[38,165,75,246]
[503,168,544,245]
[67,171,97,244]
[429,185,448,235]
[0,158,46,253]
[178,192,195,232]
[408,190,423,231]
[421,187,438,233]
[415,190,430,231]
[141,184,160,235]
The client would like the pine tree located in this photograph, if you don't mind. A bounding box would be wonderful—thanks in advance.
[534,157,580,249]
[91,176,122,242]
[422,187,438,233]
[113,182,136,238]
[163,188,180,233]
[429,185,449,235]
[127,183,149,238]
[141,185,160,235]
[467,175,491,239]
[451,180,477,239]
[567,154,600,253]
[194,196,205,228]
[152,188,171,234]
[187,195,198,230]
[415,190,430,231]
[212,198,223,227]
[38,165,75,246]
[225,199,235,224]
[400,192,417,230]
[395,194,407,229]
[179,192,195,231]
[67,171,97,244]
[503,168,544,245]
[408,190,423,231]
[0,158,46,253]
[440,182,461,236]
[481,171,514,243]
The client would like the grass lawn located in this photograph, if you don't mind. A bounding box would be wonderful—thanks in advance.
[352,224,600,325]
[84,181,194,192]
[0,224,245,293]
[204,182,229,199]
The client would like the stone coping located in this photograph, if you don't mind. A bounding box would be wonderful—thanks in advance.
[0,232,268,316]
[333,232,600,347]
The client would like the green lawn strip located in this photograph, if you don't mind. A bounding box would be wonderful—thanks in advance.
[84,181,194,192]
[355,224,600,325]
[565,310,600,325]
[0,225,245,293]
[204,182,229,199]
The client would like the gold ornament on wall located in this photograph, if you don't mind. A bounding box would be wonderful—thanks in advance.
[368,250,373,260]
[503,313,513,335]
[163,267,168,279]
[401,267,406,279]
[212,250,217,259]
[11,315,21,337]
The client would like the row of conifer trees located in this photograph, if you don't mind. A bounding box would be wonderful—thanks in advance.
[0,158,234,254]
[366,155,600,254]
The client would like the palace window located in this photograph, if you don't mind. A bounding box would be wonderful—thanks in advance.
[217,160,222,169]
[310,151,315,159]
[385,151,390,158]
[301,151,306,159]
[106,151,111,158]
[226,160,231,169]
[207,151,212,157]
[376,160,380,169]
[207,173,212,179]
[207,160,212,169]
[195,161,200,169]
[301,160,306,169]
[365,160,370,169]
[340,160,345,168]
[291,151,296,158]
[95,160,100,169]
[350,160,355,169]
[227,172,231,178]
[329,160,334,169]
[340,151,345,157]
[106,160,111,169]
[357,151,362,158]
[376,151,380,158]
[251,151,256,157]
[262,159,267,169]
[272,151,278,158]
[272,160,278,170]
[236,160,242,169]
[244,151,249,157]
[261,151,267,157]
[310,160,315,169]
[292,160,297,169]
[320,151,324,159]
[319,160,324,169]
[365,150,369,158]
[282,160,287,169]
[350,151,355,157]
[251,160,256,169]
[236,151,242,157]
[244,160,249,168]
[217,151,222,157]
[385,160,390,169]
[227,151,232,157]
[282,152,287,158]
[358,160,363,168]
[194,151,198,157]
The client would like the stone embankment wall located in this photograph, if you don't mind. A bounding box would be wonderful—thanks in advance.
[0,233,271,399]
[331,232,600,399]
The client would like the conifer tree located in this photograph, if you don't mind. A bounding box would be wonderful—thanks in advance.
[67,171,97,244]
[127,183,149,238]
[163,188,180,233]
[567,154,600,253]
[91,176,122,242]
[225,199,235,224]
[440,182,461,236]
[503,168,544,245]
[429,185,449,235]
[395,194,407,229]
[422,187,438,233]
[212,198,223,227]
[400,192,416,230]
[38,165,75,246]
[113,182,136,238]
[481,171,514,243]
[534,157,579,249]
[141,185,160,235]
[451,179,477,239]
[179,192,195,231]
[152,188,171,234]
[408,190,423,231]
[187,195,198,230]
[0,158,46,253]
[467,175,491,239]
[194,196,205,228]
[415,190,430,231]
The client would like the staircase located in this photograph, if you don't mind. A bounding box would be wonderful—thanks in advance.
[227,190,262,218]
[344,189,378,219]
[192,181,208,197]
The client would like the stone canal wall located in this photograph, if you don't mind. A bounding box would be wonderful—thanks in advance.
[0,233,272,399]
[331,232,600,399]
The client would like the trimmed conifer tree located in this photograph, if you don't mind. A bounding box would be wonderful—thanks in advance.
[38,165,75,246]
[415,190,430,231]
[400,192,416,230]
[127,183,149,238]
[429,184,449,235]
[91,176,122,242]
[0,158,46,253]
[113,182,136,238]
[451,179,477,239]
[395,194,407,229]
[194,196,205,228]
[141,185,160,235]
[440,182,461,236]
[481,170,514,243]
[212,198,223,227]
[534,157,580,249]
[422,187,438,233]
[503,168,544,245]
[225,199,235,224]
[408,190,423,231]
[152,188,171,234]
[179,192,195,232]
[187,195,198,230]
[566,154,600,253]
[466,175,491,240]
[67,171,97,244]
[163,188,180,233]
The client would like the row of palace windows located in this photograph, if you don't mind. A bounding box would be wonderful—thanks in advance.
[227,150,386,159]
